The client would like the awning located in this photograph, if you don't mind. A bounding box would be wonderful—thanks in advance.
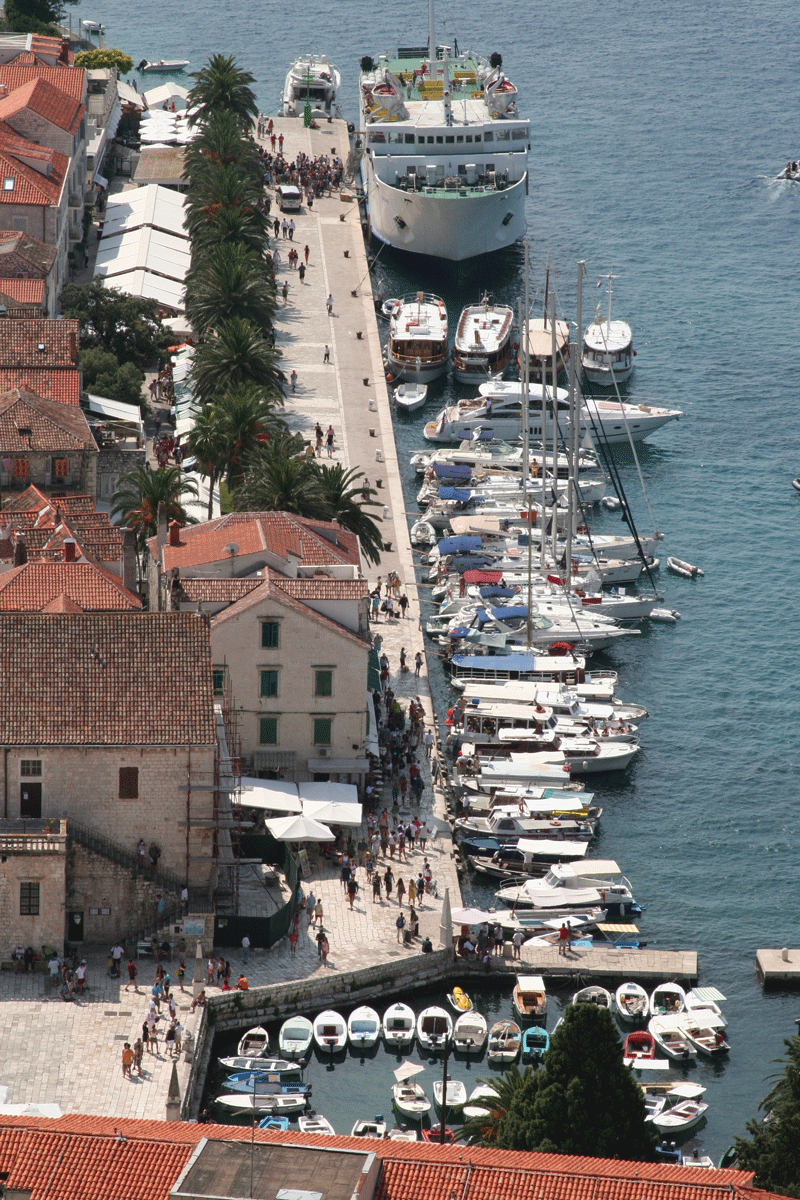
[86,393,144,425]
[94,172,109,189]
[438,535,482,555]
[463,569,502,585]
[439,486,472,501]
[303,799,363,827]
[307,757,369,774]
[299,782,358,804]
[433,462,472,480]
[239,778,301,814]
[368,645,381,692]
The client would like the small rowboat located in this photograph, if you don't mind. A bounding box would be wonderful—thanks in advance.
[615,981,649,1025]
[421,1124,454,1143]
[624,1030,656,1061]
[793,477,800,492]
[237,1025,269,1058]
[351,1116,388,1138]
[394,382,428,412]
[298,1114,335,1134]
[521,1025,549,1061]
[447,987,472,1013]
[666,556,704,579]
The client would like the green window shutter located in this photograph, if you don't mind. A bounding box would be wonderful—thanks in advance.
[260,669,279,698]
[260,717,278,745]
[314,669,333,697]
[261,621,280,648]
[313,718,332,746]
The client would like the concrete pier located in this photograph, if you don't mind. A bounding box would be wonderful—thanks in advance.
[757,948,800,987]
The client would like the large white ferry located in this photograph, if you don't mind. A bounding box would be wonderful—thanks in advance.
[357,17,529,262]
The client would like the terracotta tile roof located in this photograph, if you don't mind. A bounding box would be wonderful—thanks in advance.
[0,228,57,275]
[28,35,73,65]
[273,576,369,601]
[0,1117,768,1200]
[0,63,84,102]
[0,278,46,307]
[0,366,80,404]
[0,612,215,745]
[0,136,66,206]
[211,576,370,651]
[0,76,85,135]
[0,513,124,567]
[40,592,83,611]
[0,387,94,451]
[179,577,263,604]
[0,316,79,365]
[150,511,361,573]
[0,561,141,610]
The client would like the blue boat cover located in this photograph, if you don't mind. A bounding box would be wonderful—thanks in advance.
[476,605,528,624]
[449,626,471,639]
[452,652,546,671]
[433,462,472,480]
[438,535,482,555]
[452,555,492,572]
[438,486,472,501]
[478,586,516,599]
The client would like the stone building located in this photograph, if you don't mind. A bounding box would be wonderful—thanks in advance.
[0,385,97,496]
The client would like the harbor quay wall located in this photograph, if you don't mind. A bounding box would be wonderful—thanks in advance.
[183,948,454,1118]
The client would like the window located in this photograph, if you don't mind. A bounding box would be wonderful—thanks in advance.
[52,457,70,479]
[314,669,333,698]
[212,668,225,696]
[118,767,139,799]
[3,176,14,191]
[313,718,332,746]
[260,669,279,698]
[14,458,29,478]
[261,621,280,648]
[20,882,39,915]
[260,716,278,745]
[20,760,41,777]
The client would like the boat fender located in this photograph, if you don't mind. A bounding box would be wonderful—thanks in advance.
[550,819,560,827]
[562,763,571,773]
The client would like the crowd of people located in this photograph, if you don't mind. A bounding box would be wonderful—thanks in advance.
[257,139,344,197]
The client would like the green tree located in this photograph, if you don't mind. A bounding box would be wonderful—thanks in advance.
[190,317,283,407]
[189,202,270,259]
[183,108,263,178]
[496,1003,657,1160]
[735,1031,800,1196]
[111,465,198,572]
[312,463,384,566]
[81,348,145,408]
[185,407,226,520]
[194,385,286,492]
[461,1066,533,1146]
[184,161,265,241]
[74,48,133,73]
[235,436,320,515]
[187,54,258,130]
[185,242,276,336]
[2,0,66,34]
[60,281,172,366]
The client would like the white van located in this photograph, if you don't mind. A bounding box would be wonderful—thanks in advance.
[276,185,302,212]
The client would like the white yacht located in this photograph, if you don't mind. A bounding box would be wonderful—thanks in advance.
[452,298,514,383]
[495,859,637,914]
[358,31,528,262]
[281,54,340,116]
[387,293,449,383]
[581,273,633,387]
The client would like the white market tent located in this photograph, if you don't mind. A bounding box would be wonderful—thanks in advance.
[298,782,359,804]
[299,782,362,827]
[239,777,302,814]
[98,186,189,311]
[143,81,190,109]
[95,226,191,282]
[103,184,188,240]
[99,268,185,310]
[264,813,335,842]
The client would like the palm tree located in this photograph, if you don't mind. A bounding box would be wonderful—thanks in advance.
[190,204,270,258]
[185,242,276,336]
[234,438,322,514]
[210,385,288,490]
[460,1066,533,1146]
[184,162,265,241]
[185,408,227,519]
[187,54,258,130]
[190,317,284,407]
[111,465,198,576]
[183,108,263,178]
[312,463,385,566]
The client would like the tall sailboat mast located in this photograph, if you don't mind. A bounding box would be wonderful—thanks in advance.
[429,0,435,56]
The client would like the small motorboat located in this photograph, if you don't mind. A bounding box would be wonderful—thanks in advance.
[447,987,472,1013]
[615,981,649,1025]
[624,1030,656,1062]
[298,1114,335,1134]
[258,1115,290,1131]
[512,974,547,1024]
[223,1076,312,1097]
[650,982,686,1016]
[648,1084,708,1135]
[648,1015,696,1061]
[351,1116,388,1138]
[521,1026,549,1062]
[278,1015,314,1060]
[137,58,190,74]
[392,1081,432,1120]
[387,1127,419,1141]
[394,382,428,413]
[383,1002,416,1049]
[453,1010,488,1054]
[313,1009,347,1053]
[432,1077,467,1114]
[571,985,613,1010]
[682,1153,715,1169]
[215,1092,307,1116]
[219,1056,303,1076]
[421,1125,454,1143]
[666,557,704,579]
[417,1006,453,1051]
[237,1025,269,1058]
[792,477,800,492]
[381,297,399,320]
[487,1019,521,1064]
[649,607,681,624]
[679,1016,730,1058]
[348,1005,381,1050]
[463,1083,499,1119]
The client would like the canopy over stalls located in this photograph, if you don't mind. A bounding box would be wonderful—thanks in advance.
[239,778,301,814]
[264,813,334,842]
[299,782,362,827]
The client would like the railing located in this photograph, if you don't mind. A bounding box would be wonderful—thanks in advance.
[66,817,186,893]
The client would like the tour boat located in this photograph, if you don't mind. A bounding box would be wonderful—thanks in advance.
[666,557,704,579]
[623,1030,656,1062]
[137,58,190,74]
[214,1092,307,1116]
[358,35,528,262]
[452,299,515,383]
[417,1006,453,1051]
[512,974,547,1024]
[648,1014,696,1061]
[487,1019,521,1064]
[446,987,472,1013]
[581,273,634,387]
[650,982,686,1017]
[348,1005,381,1050]
[452,1010,488,1054]
[237,1026,269,1058]
[313,1009,347,1053]
[571,985,613,1010]
[496,860,637,915]
[463,1083,500,1119]
[432,1077,468,1114]
[278,1015,313,1061]
[351,1117,388,1138]
[281,53,340,117]
[392,1081,432,1120]
[615,982,649,1025]
[386,294,449,383]
[219,1056,303,1076]
[298,1114,335,1134]
[519,316,571,382]
[382,1002,416,1048]
[394,382,428,412]
[521,1026,549,1061]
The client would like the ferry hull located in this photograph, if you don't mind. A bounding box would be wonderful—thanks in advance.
[363,166,528,262]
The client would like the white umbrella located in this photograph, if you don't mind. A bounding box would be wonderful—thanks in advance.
[264,813,334,842]
[451,906,495,924]
[393,1062,426,1082]
[302,798,362,827]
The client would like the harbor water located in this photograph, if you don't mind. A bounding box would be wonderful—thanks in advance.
[82,0,800,1156]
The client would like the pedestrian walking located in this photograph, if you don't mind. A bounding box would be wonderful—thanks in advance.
[288,218,295,240]
[424,729,434,757]
[384,866,394,899]
[282,218,288,238]
[122,1042,134,1078]
[147,1012,158,1054]
[273,216,280,237]
[290,369,297,392]
[206,956,214,985]
[494,922,505,956]
[408,878,416,906]
[347,876,358,909]
[326,293,333,316]
[323,344,330,363]
[282,281,289,304]
[415,651,423,676]
[326,425,335,456]
[320,935,330,967]
[165,1022,176,1057]
[419,822,428,852]
[176,958,186,991]
[299,262,306,282]
[399,593,409,617]
[512,928,524,960]
[278,132,284,152]
[174,1021,183,1055]
[396,911,406,943]
[289,926,298,955]
[242,934,251,964]
[313,898,323,926]
[372,872,381,902]
[133,1037,143,1076]
[125,958,138,991]
[397,877,406,906]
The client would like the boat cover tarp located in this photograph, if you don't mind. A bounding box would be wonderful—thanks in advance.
[463,569,502,585]
[452,556,492,572]
[433,462,472,480]
[476,605,528,624]
[439,486,473,501]
[452,653,555,671]
[438,535,482,555]
[478,586,516,599]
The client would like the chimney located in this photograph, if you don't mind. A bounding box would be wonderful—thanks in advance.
[63,538,77,562]
[168,519,181,547]
[69,331,77,361]
[13,531,27,566]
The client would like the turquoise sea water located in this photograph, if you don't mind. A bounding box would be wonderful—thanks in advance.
[81,0,800,1156]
